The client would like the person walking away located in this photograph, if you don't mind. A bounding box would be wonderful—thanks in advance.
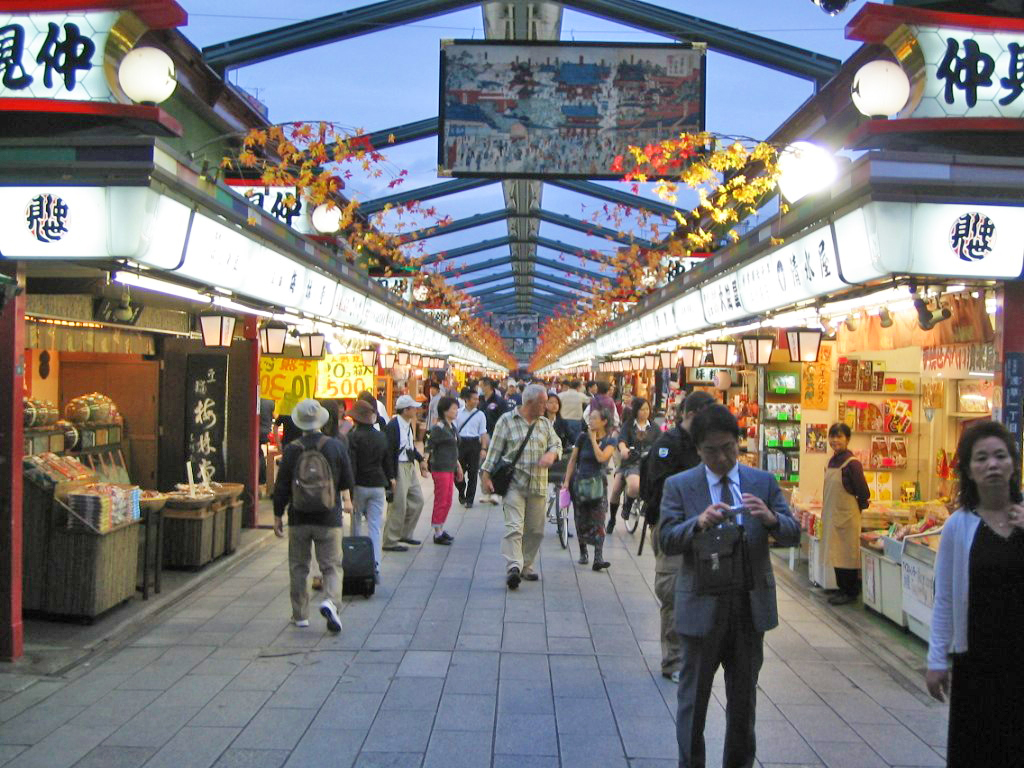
[660,404,800,767]
[822,423,871,605]
[926,421,1024,767]
[562,407,616,571]
[641,391,714,683]
[478,377,509,505]
[558,379,589,443]
[347,399,395,583]
[481,384,562,589]
[273,398,354,633]
[382,395,426,551]
[609,396,659,532]
[425,396,463,545]
[424,381,442,431]
[454,387,488,508]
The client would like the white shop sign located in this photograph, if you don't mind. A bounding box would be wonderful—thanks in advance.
[298,269,337,318]
[235,184,313,235]
[375,275,413,303]
[700,272,745,324]
[834,201,1024,282]
[903,25,1024,120]
[736,224,845,314]
[671,291,705,333]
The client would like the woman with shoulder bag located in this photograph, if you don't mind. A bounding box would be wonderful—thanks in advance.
[424,396,463,546]
[562,406,616,571]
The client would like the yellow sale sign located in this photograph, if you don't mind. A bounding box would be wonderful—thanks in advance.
[259,354,375,416]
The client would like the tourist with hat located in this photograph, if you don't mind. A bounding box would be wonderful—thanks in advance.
[382,394,427,551]
[347,398,396,581]
[273,398,355,633]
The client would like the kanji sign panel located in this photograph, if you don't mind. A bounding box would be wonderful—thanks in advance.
[700,272,745,325]
[185,354,228,482]
[0,186,108,258]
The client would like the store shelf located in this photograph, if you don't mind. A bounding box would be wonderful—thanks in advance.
[949,411,992,418]
[837,390,921,397]
[762,417,801,423]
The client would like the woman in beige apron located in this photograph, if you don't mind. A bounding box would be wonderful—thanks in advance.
[822,423,871,605]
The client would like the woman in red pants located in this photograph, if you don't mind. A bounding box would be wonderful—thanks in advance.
[424,396,463,545]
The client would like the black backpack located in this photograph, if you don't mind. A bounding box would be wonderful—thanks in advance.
[291,436,335,513]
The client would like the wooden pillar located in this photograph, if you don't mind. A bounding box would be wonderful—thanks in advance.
[243,316,260,528]
[0,264,25,660]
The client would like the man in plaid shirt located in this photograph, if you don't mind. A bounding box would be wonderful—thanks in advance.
[481,383,562,590]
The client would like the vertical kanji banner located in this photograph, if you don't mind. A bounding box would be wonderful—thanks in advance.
[186,354,228,482]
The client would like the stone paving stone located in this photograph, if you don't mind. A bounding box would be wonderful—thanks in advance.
[810,741,889,768]
[351,752,423,768]
[265,671,338,709]
[0,746,23,767]
[778,703,864,743]
[616,716,679,760]
[362,709,433,753]
[4,723,116,768]
[422,729,492,768]
[311,690,383,731]
[433,693,495,731]
[225,660,295,692]
[849,722,945,766]
[396,651,451,678]
[71,745,153,768]
[816,690,900,725]
[283,728,363,768]
[190,689,273,728]
[380,676,444,711]
[501,622,549,652]
[211,748,290,768]
[499,653,549,681]
[68,688,162,727]
[231,707,316,750]
[497,677,554,714]
[752,718,821,765]
[188,658,252,677]
[140,726,240,768]
[494,713,558,756]
[151,674,235,709]
[885,707,948,748]
[555,695,616,733]
[0,703,85,745]
[103,706,202,748]
[491,756,558,768]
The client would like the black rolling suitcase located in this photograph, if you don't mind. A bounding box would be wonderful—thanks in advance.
[341,536,375,598]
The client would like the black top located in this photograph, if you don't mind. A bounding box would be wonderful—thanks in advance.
[427,422,460,472]
[275,414,303,446]
[550,415,573,453]
[482,392,509,435]
[259,398,275,444]
[574,432,616,479]
[347,423,395,488]
[641,425,701,521]
[618,419,661,466]
[273,433,355,526]
[828,450,871,510]
[967,521,1024,672]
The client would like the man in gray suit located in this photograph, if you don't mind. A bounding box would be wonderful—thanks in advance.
[660,404,800,768]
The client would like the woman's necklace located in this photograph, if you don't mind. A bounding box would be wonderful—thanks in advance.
[979,507,1013,535]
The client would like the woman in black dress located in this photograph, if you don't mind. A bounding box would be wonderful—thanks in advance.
[562,406,616,571]
[927,421,1024,766]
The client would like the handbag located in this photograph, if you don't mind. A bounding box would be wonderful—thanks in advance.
[574,474,605,503]
[490,422,536,496]
[692,521,751,596]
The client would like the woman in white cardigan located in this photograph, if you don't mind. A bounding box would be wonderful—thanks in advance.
[927,420,1024,767]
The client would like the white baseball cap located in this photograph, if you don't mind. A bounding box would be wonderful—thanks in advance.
[395,394,422,411]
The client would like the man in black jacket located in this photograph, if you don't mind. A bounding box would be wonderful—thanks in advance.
[273,398,355,633]
[347,399,396,582]
[641,390,715,683]
[478,377,508,505]
[382,395,426,551]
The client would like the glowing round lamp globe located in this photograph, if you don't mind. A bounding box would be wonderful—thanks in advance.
[777,141,836,203]
[311,203,342,234]
[118,47,176,104]
[851,60,910,119]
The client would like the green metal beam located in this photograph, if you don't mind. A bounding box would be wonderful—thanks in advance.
[363,117,438,150]
[451,271,512,290]
[531,272,597,294]
[533,236,609,263]
[548,179,686,219]
[359,178,494,216]
[203,0,477,70]
[420,235,513,265]
[531,255,609,283]
[399,208,509,244]
[534,209,655,248]
[439,255,511,279]
[440,254,607,283]
[566,0,840,85]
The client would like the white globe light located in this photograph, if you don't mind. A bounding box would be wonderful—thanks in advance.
[311,203,342,234]
[776,141,837,204]
[851,59,910,119]
[118,47,176,105]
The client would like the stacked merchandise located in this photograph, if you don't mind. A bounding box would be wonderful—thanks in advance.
[24,452,91,484]
[66,483,141,532]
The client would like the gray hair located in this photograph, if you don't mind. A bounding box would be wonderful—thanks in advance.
[521,383,548,405]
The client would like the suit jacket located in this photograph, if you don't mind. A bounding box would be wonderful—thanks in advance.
[659,463,800,637]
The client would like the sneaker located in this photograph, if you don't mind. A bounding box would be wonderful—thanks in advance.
[668,670,681,684]
[506,566,521,590]
[399,538,421,545]
[382,544,409,552]
[433,534,452,546]
[440,531,454,542]
[311,575,323,591]
[521,569,539,582]
[319,599,342,633]
[293,618,310,628]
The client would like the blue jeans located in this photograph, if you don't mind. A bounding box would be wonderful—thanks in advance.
[352,485,386,571]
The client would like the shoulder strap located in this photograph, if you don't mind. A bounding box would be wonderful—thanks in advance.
[456,411,477,436]
[315,435,329,451]
[510,420,537,468]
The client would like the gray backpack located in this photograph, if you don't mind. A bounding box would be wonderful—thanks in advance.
[291,435,335,513]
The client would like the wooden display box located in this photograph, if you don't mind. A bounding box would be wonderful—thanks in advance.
[163,507,216,569]
[211,503,226,561]
[225,499,243,554]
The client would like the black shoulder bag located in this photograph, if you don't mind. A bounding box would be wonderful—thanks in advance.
[490,421,536,497]
[692,520,752,595]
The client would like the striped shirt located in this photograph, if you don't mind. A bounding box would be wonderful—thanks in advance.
[481,409,563,496]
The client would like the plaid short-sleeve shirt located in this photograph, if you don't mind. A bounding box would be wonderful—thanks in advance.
[481,410,562,496]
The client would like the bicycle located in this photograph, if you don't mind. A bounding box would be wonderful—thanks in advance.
[546,482,571,549]
[623,496,645,535]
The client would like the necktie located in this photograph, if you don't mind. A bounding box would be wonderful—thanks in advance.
[720,476,734,507]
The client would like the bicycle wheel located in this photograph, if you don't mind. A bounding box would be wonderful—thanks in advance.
[558,503,570,549]
[626,499,643,534]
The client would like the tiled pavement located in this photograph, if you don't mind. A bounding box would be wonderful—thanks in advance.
[0,494,948,768]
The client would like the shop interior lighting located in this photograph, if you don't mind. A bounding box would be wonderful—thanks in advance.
[199,311,236,348]
[914,296,952,331]
[396,351,409,366]
[361,346,378,369]
[785,328,823,363]
[707,340,735,367]
[380,351,396,369]
[113,271,211,305]
[258,319,289,355]
[410,353,422,367]
[677,346,703,368]
[741,334,776,366]
[659,351,673,369]
[844,315,859,332]
[776,142,837,203]
[644,354,657,370]
[27,315,103,330]
[297,331,326,359]
[213,296,272,318]
[878,307,894,328]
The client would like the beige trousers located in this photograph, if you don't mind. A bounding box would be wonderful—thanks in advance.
[653,523,682,675]
[288,524,340,620]
[502,483,546,573]
[384,462,424,546]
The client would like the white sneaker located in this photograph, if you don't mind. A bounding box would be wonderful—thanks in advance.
[293,619,310,628]
[319,599,342,633]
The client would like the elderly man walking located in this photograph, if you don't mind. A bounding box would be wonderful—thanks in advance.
[481,383,562,590]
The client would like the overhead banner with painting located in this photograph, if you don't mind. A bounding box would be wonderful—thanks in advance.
[438,41,705,179]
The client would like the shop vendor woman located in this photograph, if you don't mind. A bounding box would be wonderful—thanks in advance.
[823,423,870,605]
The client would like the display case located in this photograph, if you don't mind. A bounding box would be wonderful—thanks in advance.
[762,367,802,487]
[901,533,939,641]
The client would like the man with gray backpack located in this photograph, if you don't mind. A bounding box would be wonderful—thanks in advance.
[273,398,355,633]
